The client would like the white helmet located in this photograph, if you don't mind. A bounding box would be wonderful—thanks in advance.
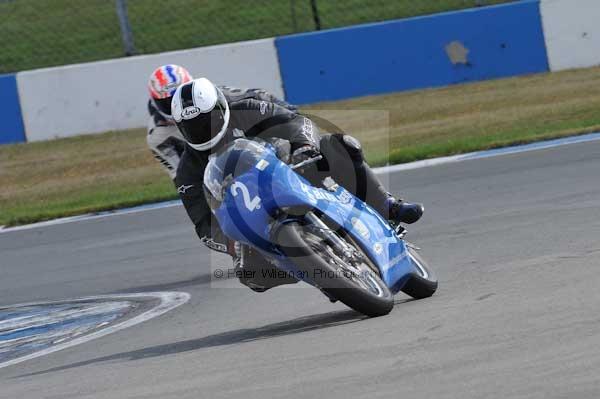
[171,78,230,151]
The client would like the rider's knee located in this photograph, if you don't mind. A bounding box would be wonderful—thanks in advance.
[328,133,364,163]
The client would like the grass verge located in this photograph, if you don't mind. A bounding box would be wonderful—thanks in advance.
[2,66,600,226]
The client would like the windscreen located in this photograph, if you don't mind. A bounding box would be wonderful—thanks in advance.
[203,139,267,207]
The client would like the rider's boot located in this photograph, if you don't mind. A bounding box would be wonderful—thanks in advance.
[232,242,267,292]
[385,197,424,225]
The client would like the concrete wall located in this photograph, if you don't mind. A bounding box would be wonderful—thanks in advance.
[17,38,284,142]
[276,0,549,104]
[541,0,600,71]
[3,0,600,144]
[0,74,26,145]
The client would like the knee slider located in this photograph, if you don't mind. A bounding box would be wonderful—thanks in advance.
[338,134,363,162]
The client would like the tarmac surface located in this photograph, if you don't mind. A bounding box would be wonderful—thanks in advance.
[1,140,599,398]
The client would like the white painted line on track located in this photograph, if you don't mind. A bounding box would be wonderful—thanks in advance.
[0,291,190,370]
[0,200,182,234]
[2,132,600,234]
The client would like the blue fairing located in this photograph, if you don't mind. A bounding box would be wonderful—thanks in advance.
[208,139,418,294]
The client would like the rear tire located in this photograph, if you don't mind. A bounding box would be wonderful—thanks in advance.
[273,222,394,317]
[401,246,438,299]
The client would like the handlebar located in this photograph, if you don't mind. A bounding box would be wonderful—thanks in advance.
[291,155,323,171]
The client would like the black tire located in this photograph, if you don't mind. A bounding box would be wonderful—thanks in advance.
[273,222,394,317]
[401,246,438,299]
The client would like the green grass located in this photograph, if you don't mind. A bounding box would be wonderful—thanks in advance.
[0,129,174,225]
[3,65,600,227]
[1,0,514,73]
[3,176,176,226]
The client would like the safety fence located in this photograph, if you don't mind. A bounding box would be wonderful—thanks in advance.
[0,0,514,73]
[1,0,599,145]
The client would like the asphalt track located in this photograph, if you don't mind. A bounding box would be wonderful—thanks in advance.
[1,140,600,398]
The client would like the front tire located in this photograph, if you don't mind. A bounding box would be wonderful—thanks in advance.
[273,222,394,317]
[401,245,438,299]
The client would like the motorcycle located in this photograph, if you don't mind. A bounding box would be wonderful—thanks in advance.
[204,138,437,317]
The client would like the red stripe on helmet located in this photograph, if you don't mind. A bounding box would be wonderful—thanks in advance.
[155,68,168,87]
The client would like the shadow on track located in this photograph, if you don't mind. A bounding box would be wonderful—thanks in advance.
[110,269,234,293]
[18,307,372,378]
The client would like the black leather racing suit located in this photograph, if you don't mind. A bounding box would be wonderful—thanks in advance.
[175,95,316,251]
[147,86,296,180]
[175,97,392,253]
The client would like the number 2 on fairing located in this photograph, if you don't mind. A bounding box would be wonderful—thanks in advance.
[230,182,261,211]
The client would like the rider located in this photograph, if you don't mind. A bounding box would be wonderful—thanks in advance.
[147,65,192,180]
[146,65,297,181]
[171,77,424,289]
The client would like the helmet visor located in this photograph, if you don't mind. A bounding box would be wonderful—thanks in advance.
[178,101,226,146]
[154,97,173,116]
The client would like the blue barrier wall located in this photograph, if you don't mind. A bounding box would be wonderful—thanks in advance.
[0,74,25,144]
[276,0,549,104]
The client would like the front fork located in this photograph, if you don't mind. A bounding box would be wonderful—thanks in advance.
[304,212,356,260]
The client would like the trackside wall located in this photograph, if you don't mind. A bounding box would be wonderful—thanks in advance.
[0,74,26,144]
[275,0,549,104]
[540,0,600,71]
[3,0,600,143]
[16,39,284,142]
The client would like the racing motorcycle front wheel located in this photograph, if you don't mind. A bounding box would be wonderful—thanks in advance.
[401,244,438,299]
[273,221,394,317]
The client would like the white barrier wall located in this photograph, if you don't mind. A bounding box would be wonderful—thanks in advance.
[17,38,283,142]
[541,0,600,71]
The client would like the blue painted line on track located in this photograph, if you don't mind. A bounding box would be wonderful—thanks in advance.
[0,312,122,341]
[460,132,600,161]
[378,132,600,174]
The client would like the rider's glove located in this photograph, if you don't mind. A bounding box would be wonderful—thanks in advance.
[291,144,320,165]
[281,101,298,113]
